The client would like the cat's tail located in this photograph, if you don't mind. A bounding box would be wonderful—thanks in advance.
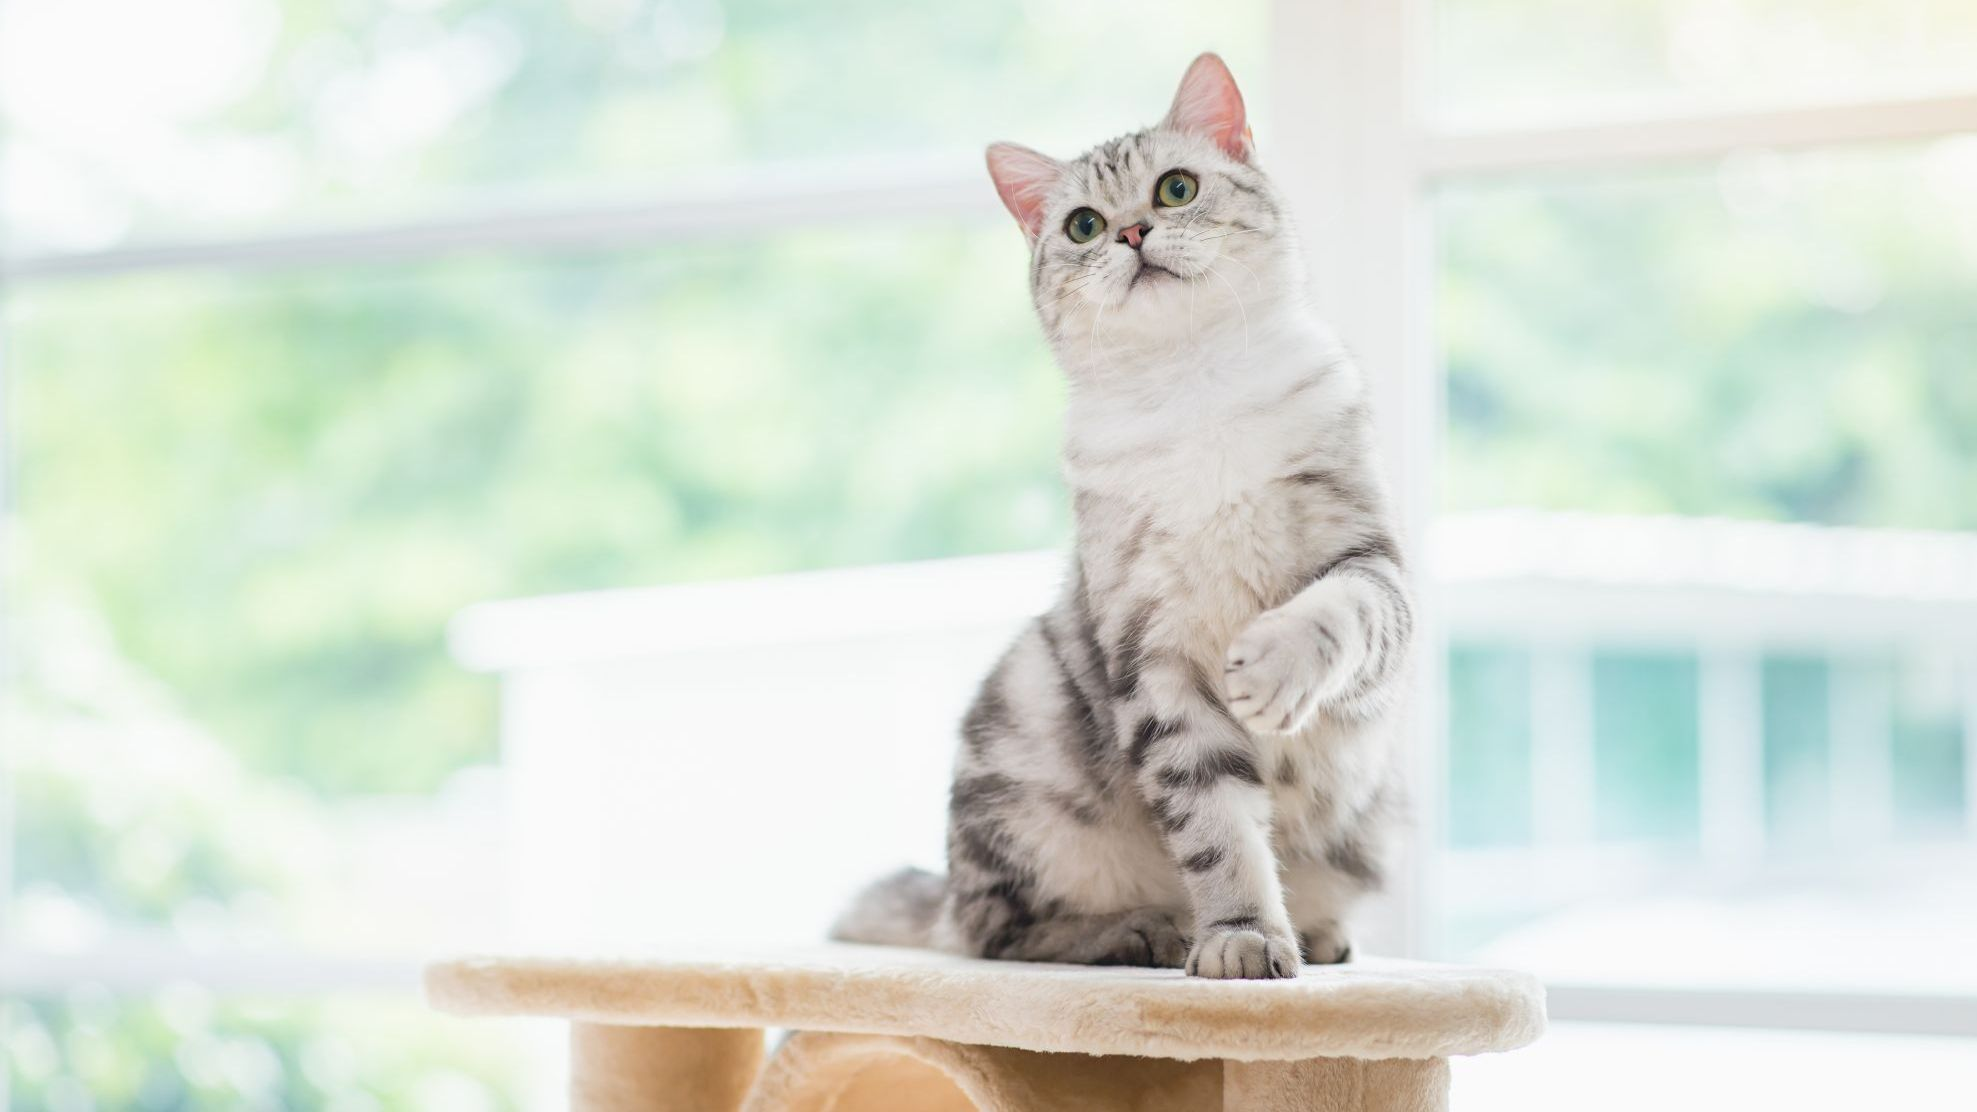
[829,866,945,948]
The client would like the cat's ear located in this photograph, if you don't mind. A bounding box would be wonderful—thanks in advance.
[1164,53,1253,161]
[986,142,1063,240]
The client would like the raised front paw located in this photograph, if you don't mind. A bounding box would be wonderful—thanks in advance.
[1223,606,1354,735]
[1186,923,1302,979]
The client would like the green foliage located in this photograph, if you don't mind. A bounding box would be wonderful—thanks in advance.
[4,993,523,1112]
[1440,147,1977,529]
[3,567,521,1108]
[4,7,1269,1103]
[8,228,1065,794]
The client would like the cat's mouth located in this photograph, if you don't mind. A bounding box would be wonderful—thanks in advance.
[1127,260,1180,290]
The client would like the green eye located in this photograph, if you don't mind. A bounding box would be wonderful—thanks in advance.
[1065,207,1106,243]
[1155,171,1198,207]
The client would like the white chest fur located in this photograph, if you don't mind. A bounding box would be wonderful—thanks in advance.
[1063,319,1359,647]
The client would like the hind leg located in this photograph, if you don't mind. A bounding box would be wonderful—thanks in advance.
[1281,856,1376,965]
[943,896,1191,968]
[943,715,1193,968]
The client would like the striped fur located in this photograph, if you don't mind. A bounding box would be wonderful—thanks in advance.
[833,56,1412,979]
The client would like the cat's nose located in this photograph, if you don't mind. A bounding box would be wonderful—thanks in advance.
[1117,221,1151,250]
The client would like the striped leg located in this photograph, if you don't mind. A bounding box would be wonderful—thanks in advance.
[1127,657,1299,979]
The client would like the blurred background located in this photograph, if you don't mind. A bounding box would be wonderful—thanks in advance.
[3,0,1975,1109]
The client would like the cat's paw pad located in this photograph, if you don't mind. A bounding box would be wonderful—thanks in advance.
[1092,910,1190,968]
[1223,609,1348,735]
[1186,926,1302,979]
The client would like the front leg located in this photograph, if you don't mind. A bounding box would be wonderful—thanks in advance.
[1224,536,1414,734]
[1127,658,1300,979]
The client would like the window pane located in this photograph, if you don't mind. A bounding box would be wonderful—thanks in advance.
[4,222,1061,948]
[0,0,1267,252]
[1446,643,1534,848]
[1441,638,1977,992]
[1762,655,1830,847]
[1441,140,1977,530]
[1592,652,1699,843]
[1434,0,1977,129]
[1435,140,1977,993]
[1891,656,1967,833]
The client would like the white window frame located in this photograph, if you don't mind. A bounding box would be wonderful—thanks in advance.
[1268,0,1977,1036]
[3,0,1977,1057]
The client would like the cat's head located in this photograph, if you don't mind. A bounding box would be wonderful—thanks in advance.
[986,54,1296,361]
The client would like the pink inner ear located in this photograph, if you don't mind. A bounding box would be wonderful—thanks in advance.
[1165,53,1251,161]
[986,143,1062,239]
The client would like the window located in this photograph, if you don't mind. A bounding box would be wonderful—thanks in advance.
[1431,140,1977,998]
[1418,7,1977,1016]
[5,0,1974,1108]
[1,1,1266,1106]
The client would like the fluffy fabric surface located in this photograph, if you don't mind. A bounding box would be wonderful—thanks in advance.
[424,943,1544,1062]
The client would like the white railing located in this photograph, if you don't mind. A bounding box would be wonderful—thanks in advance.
[450,511,1977,872]
[1429,509,1977,863]
[452,510,1977,662]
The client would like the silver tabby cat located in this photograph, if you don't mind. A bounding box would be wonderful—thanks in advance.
[833,54,1412,979]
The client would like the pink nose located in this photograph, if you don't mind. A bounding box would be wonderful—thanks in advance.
[1117,222,1150,249]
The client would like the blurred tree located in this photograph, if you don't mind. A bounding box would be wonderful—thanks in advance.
[7,230,1065,795]
[3,559,523,1110]
[1441,149,1977,529]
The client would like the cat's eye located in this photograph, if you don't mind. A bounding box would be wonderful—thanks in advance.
[1065,208,1106,243]
[1155,171,1198,208]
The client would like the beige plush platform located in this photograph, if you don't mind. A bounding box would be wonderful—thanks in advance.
[425,944,1546,1111]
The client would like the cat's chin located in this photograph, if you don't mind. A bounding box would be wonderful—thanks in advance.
[1054,268,1217,336]
[1112,271,1202,314]
[1126,260,1183,291]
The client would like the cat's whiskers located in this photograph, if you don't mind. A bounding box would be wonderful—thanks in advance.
[1088,292,1114,371]
[1206,261,1250,356]
[1187,271,1197,347]
[1048,277,1097,306]
[1178,183,1217,234]
[1215,250,1265,294]
[1192,227,1262,243]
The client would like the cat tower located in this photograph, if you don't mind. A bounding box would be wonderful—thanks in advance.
[425,943,1545,1111]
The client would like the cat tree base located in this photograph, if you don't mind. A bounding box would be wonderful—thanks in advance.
[569,1023,763,1111]
[743,1032,1450,1112]
[426,944,1541,1111]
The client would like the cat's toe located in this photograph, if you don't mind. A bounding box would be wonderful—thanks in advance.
[1089,910,1189,968]
[1186,927,1302,979]
[1223,615,1324,735]
[1297,922,1354,965]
